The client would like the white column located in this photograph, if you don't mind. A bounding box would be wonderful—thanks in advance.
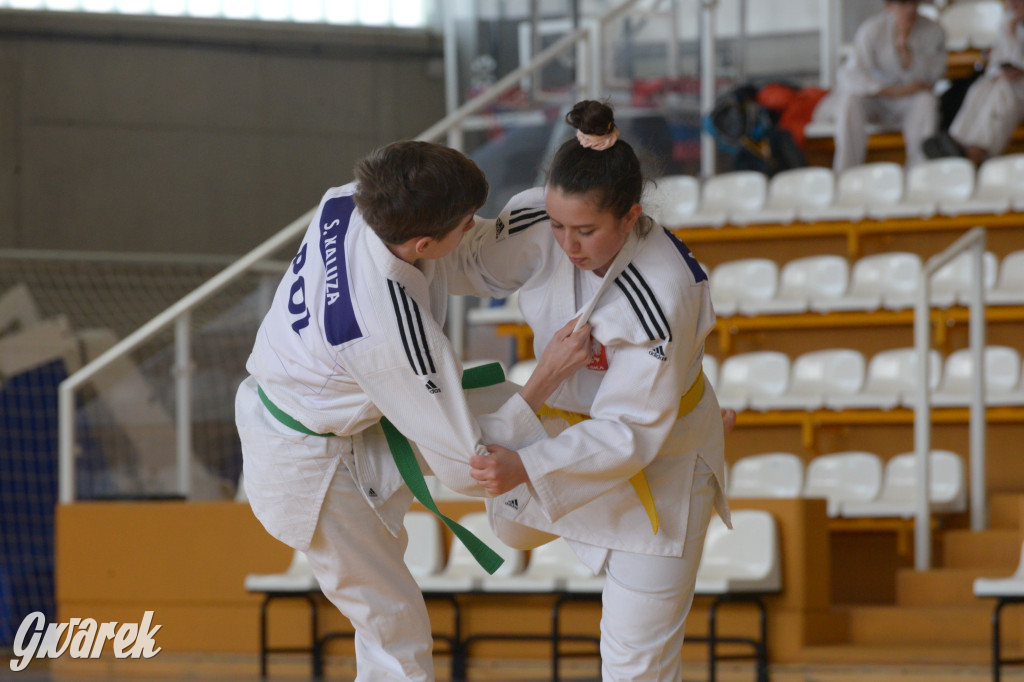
[700,0,718,178]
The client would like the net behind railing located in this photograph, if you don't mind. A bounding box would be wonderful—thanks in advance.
[0,249,297,502]
[0,248,297,644]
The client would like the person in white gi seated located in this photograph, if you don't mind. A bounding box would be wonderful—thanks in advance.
[458,100,731,681]
[235,141,594,681]
[924,0,1024,165]
[812,0,947,173]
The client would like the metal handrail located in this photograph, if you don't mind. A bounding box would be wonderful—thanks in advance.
[913,226,987,570]
[55,0,650,503]
[56,208,315,503]
[418,0,648,145]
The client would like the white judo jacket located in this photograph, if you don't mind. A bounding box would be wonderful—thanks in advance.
[242,183,547,551]
[446,187,730,561]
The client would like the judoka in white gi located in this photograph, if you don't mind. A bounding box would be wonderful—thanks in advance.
[812,0,946,172]
[926,0,1024,164]
[235,141,591,681]
[457,100,731,681]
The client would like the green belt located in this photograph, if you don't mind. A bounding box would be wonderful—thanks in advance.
[257,362,507,575]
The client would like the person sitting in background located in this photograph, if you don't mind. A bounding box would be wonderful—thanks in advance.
[923,0,1024,164]
[811,0,946,173]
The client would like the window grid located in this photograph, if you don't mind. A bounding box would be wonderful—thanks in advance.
[0,0,429,27]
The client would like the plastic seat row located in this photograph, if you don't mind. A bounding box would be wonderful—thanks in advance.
[646,156,1024,229]
[940,0,1005,51]
[246,509,781,680]
[702,344,1024,413]
[728,449,967,519]
[708,249,1023,317]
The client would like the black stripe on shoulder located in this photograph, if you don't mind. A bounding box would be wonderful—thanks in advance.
[614,264,671,342]
[387,279,434,375]
[507,207,548,234]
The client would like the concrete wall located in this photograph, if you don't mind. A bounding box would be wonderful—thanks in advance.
[0,11,447,255]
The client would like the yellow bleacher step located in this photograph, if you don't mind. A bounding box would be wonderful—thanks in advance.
[989,493,1024,530]
[844,605,992,646]
[797,642,990,666]
[941,529,1022,570]
[895,567,996,607]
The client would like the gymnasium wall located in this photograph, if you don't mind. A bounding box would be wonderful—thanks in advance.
[0,10,447,256]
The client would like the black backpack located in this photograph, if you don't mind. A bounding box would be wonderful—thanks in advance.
[704,85,806,176]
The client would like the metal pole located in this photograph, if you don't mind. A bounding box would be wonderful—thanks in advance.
[700,0,717,178]
[668,0,679,81]
[913,273,933,571]
[820,0,840,88]
[443,0,463,151]
[588,19,603,100]
[174,312,192,498]
[913,227,988,569]
[417,0,649,143]
[443,0,464,355]
[737,0,747,83]
[58,206,315,504]
[969,237,988,531]
[530,0,540,101]
[58,381,75,504]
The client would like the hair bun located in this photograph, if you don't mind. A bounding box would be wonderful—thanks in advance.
[565,100,616,136]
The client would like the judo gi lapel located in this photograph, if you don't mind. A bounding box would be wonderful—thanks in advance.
[572,231,641,332]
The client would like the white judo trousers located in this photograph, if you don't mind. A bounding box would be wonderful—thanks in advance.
[307,465,431,682]
[827,89,937,172]
[949,19,1024,157]
[600,460,715,681]
[236,376,432,681]
[950,77,1024,155]
[491,458,716,681]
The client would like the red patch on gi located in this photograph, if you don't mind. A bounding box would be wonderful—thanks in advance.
[587,339,608,371]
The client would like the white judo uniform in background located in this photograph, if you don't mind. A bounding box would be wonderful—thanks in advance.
[949,18,1024,157]
[813,9,946,172]
[235,183,548,681]
[447,187,731,681]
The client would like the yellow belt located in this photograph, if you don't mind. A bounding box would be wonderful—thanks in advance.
[536,371,705,535]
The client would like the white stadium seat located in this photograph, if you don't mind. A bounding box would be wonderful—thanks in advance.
[931,346,1024,407]
[703,354,720,390]
[870,158,975,220]
[801,162,904,223]
[751,348,866,411]
[696,510,782,595]
[803,451,884,517]
[989,250,1024,306]
[928,250,998,308]
[839,450,966,518]
[404,511,446,579]
[939,154,1024,215]
[676,171,767,228]
[728,452,804,499]
[827,347,942,410]
[646,174,700,227]
[483,537,593,592]
[709,258,778,318]
[715,351,791,412]
[733,167,834,226]
[811,252,922,312]
[972,154,1024,212]
[940,0,1004,51]
[417,511,526,592]
[741,254,848,316]
[245,549,319,594]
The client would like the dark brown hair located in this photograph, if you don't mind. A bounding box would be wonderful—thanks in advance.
[548,100,649,234]
[353,141,489,244]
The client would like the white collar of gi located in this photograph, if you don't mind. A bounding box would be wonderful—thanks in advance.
[571,230,641,333]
